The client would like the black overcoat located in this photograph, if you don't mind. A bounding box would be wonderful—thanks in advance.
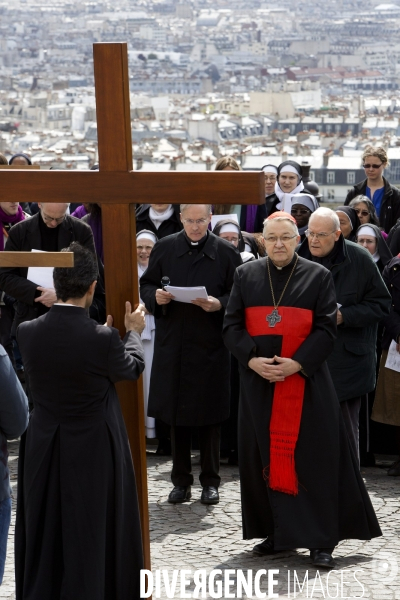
[223,256,381,550]
[0,214,97,329]
[140,230,242,426]
[15,306,145,600]
[298,237,391,401]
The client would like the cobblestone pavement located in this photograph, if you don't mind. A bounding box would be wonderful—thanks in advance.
[1,443,399,599]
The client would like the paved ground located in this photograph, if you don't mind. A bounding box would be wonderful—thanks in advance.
[1,443,399,599]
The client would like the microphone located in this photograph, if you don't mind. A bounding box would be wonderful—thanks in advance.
[161,276,170,316]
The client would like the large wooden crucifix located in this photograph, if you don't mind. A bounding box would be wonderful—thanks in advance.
[0,43,264,571]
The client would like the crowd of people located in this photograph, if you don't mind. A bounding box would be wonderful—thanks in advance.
[0,144,399,596]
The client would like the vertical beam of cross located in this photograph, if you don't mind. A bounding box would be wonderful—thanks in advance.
[93,43,151,571]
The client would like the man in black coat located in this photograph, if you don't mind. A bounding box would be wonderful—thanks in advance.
[0,203,100,331]
[223,211,382,570]
[297,207,391,461]
[140,203,242,505]
[15,242,146,600]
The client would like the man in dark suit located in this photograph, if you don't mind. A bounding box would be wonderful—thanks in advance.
[0,202,98,332]
[140,203,242,506]
[15,242,146,600]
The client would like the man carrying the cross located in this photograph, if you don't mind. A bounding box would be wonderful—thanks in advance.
[223,211,381,569]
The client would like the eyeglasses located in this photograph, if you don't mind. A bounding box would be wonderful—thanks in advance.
[264,235,297,243]
[182,218,209,226]
[363,163,383,169]
[305,230,337,239]
[354,209,370,217]
[291,209,311,215]
[41,210,66,224]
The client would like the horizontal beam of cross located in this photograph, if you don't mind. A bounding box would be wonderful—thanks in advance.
[0,252,74,267]
[0,170,265,205]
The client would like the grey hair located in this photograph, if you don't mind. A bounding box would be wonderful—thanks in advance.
[263,216,299,236]
[309,207,340,230]
[349,195,370,207]
[180,204,212,214]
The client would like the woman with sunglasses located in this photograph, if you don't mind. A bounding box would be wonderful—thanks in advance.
[345,146,400,234]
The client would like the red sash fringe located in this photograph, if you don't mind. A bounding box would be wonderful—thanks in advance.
[245,306,313,495]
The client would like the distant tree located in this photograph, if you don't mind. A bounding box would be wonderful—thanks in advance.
[148,53,158,60]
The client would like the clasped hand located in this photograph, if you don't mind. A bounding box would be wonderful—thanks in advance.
[248,356,301,382]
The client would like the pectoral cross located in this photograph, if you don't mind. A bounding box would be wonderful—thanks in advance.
[0,42,264,574]
[266,308,282,327]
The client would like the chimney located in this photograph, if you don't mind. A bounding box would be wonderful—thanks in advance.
[301,161,311,184]
[323,151,331,167]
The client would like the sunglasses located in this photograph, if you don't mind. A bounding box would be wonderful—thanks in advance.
[363,163,383,169]
[354,209,369,217]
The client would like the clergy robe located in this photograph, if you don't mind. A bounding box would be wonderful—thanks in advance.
[15,306,144,600]
[140,230,242,426]
[223,255,381,550]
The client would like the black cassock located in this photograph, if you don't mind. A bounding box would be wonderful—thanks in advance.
[140,230,242,427]
[223,255,381,550]
[15,306,144,600]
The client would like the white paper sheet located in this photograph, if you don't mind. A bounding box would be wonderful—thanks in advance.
[164,285,208,303]
[385,340,400,373]
[27,250,55,289]
[211,214,239,230]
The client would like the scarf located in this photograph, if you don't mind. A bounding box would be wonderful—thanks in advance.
[0,205,25,251]
[149,205,174,229]
[275,181,304,213]
[245,205,258,233]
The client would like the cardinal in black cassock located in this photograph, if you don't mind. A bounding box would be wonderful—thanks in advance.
[223,212,381,569]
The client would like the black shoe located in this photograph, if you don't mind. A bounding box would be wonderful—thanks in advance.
[200,486,219,505]
[310,549,336,569]
[168,486,191,504]
[253,537,276,556]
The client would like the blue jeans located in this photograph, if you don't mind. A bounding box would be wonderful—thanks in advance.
[0,497,11,584]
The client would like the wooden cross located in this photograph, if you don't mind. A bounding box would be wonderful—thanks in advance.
[0,43,264,572]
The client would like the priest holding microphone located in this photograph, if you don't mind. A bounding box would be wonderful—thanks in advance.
[140,203,242,505]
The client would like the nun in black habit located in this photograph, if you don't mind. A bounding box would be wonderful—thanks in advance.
[223,211,381,569]
[336,206,361,242]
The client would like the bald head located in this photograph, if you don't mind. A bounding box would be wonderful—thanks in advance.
[38,203,69,228]
[307,208,341,258]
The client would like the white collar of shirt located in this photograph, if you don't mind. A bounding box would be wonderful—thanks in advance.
[54,303,81,307]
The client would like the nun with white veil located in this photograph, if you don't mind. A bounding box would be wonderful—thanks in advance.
[137,229,158,438]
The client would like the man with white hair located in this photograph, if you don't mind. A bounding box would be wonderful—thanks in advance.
[223,211,382,570]
[140,204,242,506]
[0,202,95,332]
[297,207,391,461]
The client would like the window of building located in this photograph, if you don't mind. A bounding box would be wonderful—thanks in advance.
[309,170,315,181]
[327,189,335,200]
[347,172,355,184]
[327,171,335,184]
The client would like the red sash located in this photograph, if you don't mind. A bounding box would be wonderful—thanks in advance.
[245,306,313,495]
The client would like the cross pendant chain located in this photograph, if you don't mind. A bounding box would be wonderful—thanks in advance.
[266,255,299,328]
[266,308,282,328]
